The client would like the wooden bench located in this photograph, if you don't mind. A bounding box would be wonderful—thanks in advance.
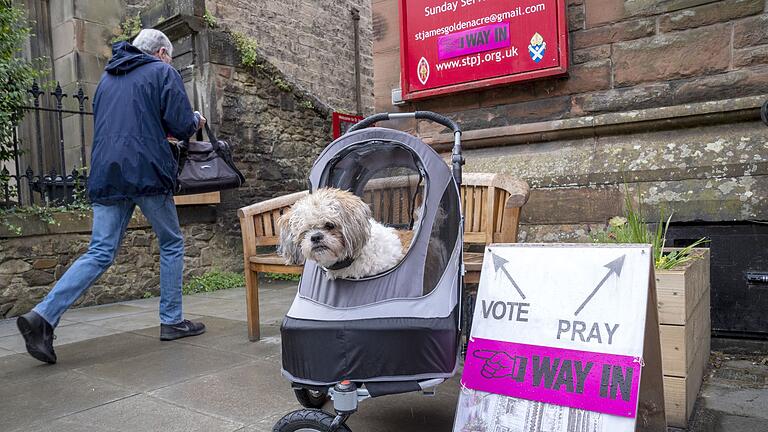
[237,172,530,341]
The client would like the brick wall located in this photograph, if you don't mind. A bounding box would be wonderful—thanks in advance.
[376,0,768,131]
[372,0,768,235]
[208,0,375,115]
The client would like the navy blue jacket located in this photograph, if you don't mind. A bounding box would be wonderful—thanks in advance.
[88,42,198,203]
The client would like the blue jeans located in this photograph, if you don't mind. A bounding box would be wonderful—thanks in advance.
[34,194,185,327]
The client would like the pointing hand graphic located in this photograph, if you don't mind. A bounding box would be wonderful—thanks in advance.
[472,350,518,379]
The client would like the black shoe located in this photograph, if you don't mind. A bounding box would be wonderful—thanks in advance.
[160,319,206,341]
[16,311,57,364]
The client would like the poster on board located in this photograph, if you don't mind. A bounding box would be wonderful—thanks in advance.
[399,0,569,100]
[453,244,666,432]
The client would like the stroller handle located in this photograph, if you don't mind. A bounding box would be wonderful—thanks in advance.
[347,111,461,134]
[347,111,465,185]
[762,100,768,126]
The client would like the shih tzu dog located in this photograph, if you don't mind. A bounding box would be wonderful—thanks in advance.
[277,188,405,279]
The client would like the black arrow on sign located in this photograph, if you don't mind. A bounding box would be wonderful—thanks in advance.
[491,252,526,300]
[574,254,626,316]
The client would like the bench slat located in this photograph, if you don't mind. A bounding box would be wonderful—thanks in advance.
[250,254,287,265]
[473,187,482,233]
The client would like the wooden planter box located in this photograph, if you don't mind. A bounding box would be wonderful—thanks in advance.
[656,248,710,428]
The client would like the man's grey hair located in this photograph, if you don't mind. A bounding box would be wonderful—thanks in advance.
[132,29,173,57]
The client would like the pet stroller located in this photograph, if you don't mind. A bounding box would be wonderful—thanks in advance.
[273,111,465,432]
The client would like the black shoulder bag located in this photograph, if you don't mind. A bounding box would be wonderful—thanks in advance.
[174,122,246,195]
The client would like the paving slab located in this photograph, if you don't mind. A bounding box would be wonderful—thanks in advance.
[30,394,243,432]
[717,413,768,432]
[0,322,123,353]
[0,346,16,358]
[150,359,297,426]
[0,316,20,337]
[0,370,135,432]
[132,316,282,360]
[701,383,768,420]
[91,311,204,333]
[74,340,253,392]
[194,287,248,300]
[180,297,245,314]
[60,303,148,322]
[0,332,171,385]
[117,296,160,309]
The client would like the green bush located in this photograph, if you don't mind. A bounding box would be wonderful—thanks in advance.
[0,1,43,185]
[182,270,245,295]
[264,272,300,282]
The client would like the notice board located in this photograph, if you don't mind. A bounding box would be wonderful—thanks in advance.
[399,0,569,100]
[454,244,666,432]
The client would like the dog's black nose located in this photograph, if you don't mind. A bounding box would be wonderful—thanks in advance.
[310,233,323,243]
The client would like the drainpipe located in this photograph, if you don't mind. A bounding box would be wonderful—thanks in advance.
[351,7,362,116]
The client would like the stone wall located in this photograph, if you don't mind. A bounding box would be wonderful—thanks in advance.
[0,209,240,319]
[205,29,333,236]
[372,0,768,237]
[207,0,375,114]
[375,0,768,123]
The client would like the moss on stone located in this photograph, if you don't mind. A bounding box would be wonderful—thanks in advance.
[203,9,217,28]
[232,31,259,68]
[112,14,142,43]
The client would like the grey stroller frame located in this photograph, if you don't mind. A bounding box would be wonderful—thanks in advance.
[273,112,464,432]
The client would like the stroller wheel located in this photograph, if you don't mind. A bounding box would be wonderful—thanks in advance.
[273,409,352,432]
[294,388,329,408]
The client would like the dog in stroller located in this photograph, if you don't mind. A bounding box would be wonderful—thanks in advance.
[277,187,409,280]
[273,111,464,432]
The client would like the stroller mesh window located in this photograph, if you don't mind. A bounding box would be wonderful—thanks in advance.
[362,169,423,230]
[422,182,461,295]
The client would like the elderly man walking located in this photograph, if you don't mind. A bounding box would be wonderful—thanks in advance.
[16,29,206,364]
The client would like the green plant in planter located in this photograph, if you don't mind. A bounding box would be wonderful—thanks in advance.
[592,189,707,270]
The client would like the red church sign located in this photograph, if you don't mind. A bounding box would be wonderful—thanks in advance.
[399,0,569,101]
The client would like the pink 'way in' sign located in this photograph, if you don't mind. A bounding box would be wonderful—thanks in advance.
[437,22,511,60]
[462,338,642,418]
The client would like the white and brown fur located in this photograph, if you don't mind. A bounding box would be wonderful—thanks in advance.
[277,188,407,279]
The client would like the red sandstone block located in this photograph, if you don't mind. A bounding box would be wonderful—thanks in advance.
[573,44,611,64]
[572,18,655,49]
[733,14,768,48]
[659,0,764,32]
[584,0,626,28]
[568,5,586,31]
[612,24,731,87]
[733,46,768,68]
[534,60,612,97]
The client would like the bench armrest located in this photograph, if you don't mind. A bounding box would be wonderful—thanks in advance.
[463,172,529,208]
[237,191,309,219]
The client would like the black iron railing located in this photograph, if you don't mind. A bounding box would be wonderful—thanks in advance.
[2,81,92,207]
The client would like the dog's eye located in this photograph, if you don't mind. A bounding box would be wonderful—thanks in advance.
[324,222,336,230]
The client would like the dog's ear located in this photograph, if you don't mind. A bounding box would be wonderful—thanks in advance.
[336,192,372,259]
[277,210,304,265]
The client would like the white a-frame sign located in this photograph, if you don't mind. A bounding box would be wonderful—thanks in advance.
[454,244,666,432]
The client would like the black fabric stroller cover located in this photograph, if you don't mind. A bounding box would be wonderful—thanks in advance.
[281,126,463,388]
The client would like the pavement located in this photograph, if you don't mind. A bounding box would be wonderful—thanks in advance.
[0,280,766,432]
[0,280,459,432]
